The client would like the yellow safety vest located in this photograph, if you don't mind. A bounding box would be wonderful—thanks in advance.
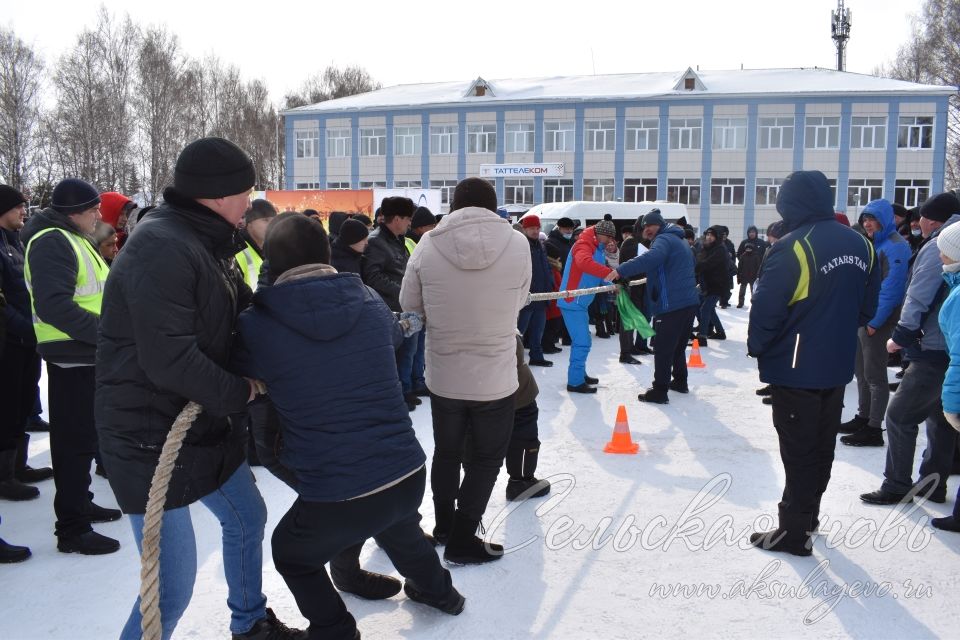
[24,227,109,344]
[404,236,417,256]
[236,241,263,291]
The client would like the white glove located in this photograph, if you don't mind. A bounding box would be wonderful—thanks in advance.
[945,412,960,432]
[398,311,424,337]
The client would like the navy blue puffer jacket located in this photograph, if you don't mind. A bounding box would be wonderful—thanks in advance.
[237,266,425,502]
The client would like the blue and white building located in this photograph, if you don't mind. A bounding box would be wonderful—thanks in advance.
[283,67,954,238]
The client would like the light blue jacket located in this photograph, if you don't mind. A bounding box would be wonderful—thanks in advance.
[940,269,960,414]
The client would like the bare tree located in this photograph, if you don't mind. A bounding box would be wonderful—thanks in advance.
[0,28,44,191]
[284,64,381,109]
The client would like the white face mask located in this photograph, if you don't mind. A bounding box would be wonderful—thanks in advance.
[912,229,922,237]
[562,233,573,240]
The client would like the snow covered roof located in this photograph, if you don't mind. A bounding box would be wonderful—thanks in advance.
[286,68,956,115]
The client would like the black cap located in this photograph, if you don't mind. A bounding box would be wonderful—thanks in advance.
[264,213,331,279]
[641,209,665,229]
[51,179,101,215]
[450,177,497,213]
[174,137,255,199]
[411,206,436,229]
[556,217,575,229]
[919,192,960,224]
[380,197,415,220]
[0,185,26,215]
[338,218,369,246]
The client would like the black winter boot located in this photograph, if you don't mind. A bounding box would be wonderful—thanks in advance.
[433,500,455,545]
[403,581,465,615]
[505,447,550,501]
[0,537,31,563]
[0,449,39,501]
[838,414,868,435]
[638,386,669,404]
[232,608,307,639]
[57,530,120,555]
[330,546,402,600]
[443,513,503,565]
[749,512,813,557]
[15,434,53,483]
[595,319,610,339]
[840,425,884,447]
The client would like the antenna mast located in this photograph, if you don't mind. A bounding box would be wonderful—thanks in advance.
[831,0,853,71]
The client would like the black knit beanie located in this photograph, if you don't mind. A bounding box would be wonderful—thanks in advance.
[0,185,26,215]
[919,192,960,224]
[338,218,369,246]
[411,206,436,229]
[51,178,100,215]
[265,213,331,280]
[174,137,256,199]
[450,178,498,213]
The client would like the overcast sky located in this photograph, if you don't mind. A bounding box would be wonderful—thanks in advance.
[6,0,924,103]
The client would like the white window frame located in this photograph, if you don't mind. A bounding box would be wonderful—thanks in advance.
[804,116,840,149]
[503,178,534,205]
[625,119,658,151]
[758,117,794,150]
[430,179,459,207]
[326,129,352,158]
[504,123,535,153]
[358,181,387,189]
[467,123,497,154]
[359,128,386,157]
[326,181,350,190]
[583,178,614,201]
[295,181,320,190]
[544,121,575,152]
[755,178,784,206]
[394,180,422,188]
[710,178,745,206]
[430,125,458,155]
[851,116,886,150]
[666,177,701,205]
[393,126,421,156]
[543,179,574,203]
[584,120,615,152]
[895,179,931,208]
[669,118,703,150]
[898,116,934,149]
[712,118,747,150]
[624,178,658,202]
[847,179,884,207]
[295,130,319,159]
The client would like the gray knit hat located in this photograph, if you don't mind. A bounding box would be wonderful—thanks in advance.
[594,219,616,238]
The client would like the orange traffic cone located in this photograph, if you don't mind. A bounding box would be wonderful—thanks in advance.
[687,338,706,368]
[604,405,640,454]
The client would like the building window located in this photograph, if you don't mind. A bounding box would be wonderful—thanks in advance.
[394,126,421,156]
[583,178,614,201]
[667,178,701,205]
[759,117,794,150]
[326,129,351,158]
[358,181,386,189]
[898,116,934,149]
[430,125,458,155]
[711,178,745,205]
[326,181,350,190]
[295,181,320,190]
[847,179,884,207]
[430,179,459,206]
[851,117,886,150]
[295,130,319,159]
[394,180,422,188]
[804,116,840,149]
[624,178,658,202]
[625,119,658,151]
[543,179,574,203]
[755,178,784,205]
[467,123,497,154]
[584,120,615,152]
[712,118,747,150]
[544,121,575,152]
[505,123,535,153]
[359,128,386,157]
[669,118,702,150]
[895,179,931,208]
[503,179,534,205]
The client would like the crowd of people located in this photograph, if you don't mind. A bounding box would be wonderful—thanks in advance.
[1,132,960,638]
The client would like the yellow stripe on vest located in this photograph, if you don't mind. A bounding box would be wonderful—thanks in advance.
[789,240,810,306]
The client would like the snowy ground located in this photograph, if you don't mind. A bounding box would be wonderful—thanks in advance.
[4,306,960,639]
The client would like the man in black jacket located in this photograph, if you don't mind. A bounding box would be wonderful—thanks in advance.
[695,227,729,346]
[364,197,420,409]
[22,179,120,555]
[96,138,303,640]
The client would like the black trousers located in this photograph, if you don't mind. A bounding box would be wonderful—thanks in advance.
[542,316,564,349]
[430,392,514,521]
[47,363,99,538]
[770,385,845,528]
[506,401,540,479]
[272,467,450,640]
[650,305,698,390]
[0,341,41,452]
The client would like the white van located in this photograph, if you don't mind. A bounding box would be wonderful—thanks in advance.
[519,201,690,234]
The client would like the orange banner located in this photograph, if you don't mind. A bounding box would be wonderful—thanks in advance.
[263,190,374,222]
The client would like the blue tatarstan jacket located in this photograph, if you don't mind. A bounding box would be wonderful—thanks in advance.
[858,199,912,329]
[748,170,882,389]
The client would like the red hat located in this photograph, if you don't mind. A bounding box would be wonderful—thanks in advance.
[521,215,541,229]
[100,192,134,228]
[834,212,851,227]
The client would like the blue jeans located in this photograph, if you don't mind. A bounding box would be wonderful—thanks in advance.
[396,333,419,395]
[561,306,591,386]
[119,464,268,639]
[518,303,547,361]
[698,294,723,338]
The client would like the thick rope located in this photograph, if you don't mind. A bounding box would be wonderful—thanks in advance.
[139,401,203,640]
[528,277,646,303]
